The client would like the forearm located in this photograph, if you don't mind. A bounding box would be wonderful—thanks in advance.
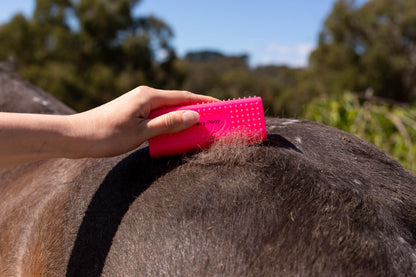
[0,87,215,169]
[0,112,81,168]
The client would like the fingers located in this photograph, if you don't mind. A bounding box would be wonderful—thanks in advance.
[144,110,200,139]
[135,86,218,111]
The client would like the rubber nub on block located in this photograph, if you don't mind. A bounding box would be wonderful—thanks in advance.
[148,96,267,158]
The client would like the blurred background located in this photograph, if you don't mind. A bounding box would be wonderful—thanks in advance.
[0,0,415,172]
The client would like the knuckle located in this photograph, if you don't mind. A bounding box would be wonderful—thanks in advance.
[181,90,192,98]
[136,85,150,96]
[134,85,156,105]
[139,85,150,91]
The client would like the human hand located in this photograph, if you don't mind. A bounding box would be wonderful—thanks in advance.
[67,86,218,158]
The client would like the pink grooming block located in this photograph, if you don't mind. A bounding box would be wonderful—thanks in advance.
[148,96,267,158]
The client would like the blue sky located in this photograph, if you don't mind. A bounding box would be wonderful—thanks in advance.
[0,0,368,67]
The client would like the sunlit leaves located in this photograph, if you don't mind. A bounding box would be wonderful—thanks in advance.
[304,92,416,173]
[0,0,177,111]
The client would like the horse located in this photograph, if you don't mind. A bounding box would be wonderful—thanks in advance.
[1,62,415,276]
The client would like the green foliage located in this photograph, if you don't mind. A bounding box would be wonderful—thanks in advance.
[310,0,416,102]
[0,0,182,111]
[180,52,306,117]
[180,0,416,117]
[1,0,415,171]
[304,92,416,173]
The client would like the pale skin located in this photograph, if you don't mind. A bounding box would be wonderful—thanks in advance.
[0,86,217,169]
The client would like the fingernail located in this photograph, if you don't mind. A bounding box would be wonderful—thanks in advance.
[182,111,199,125]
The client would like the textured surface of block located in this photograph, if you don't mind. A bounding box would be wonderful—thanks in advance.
[148,97,267,157]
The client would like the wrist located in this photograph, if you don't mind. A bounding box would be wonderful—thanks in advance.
[62,113,96,159]
[29,114,86,160]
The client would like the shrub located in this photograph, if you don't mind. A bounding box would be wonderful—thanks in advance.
[304,92,416,173]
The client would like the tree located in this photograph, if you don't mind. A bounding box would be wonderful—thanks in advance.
[310,0,416,103]
[181,50,249,95]
[180,50,305,116]
[0,0,181,111]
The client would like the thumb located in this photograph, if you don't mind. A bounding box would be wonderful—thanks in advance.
[145,110,200,138]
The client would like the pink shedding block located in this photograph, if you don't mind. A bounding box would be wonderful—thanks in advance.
[148,96,268,158]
